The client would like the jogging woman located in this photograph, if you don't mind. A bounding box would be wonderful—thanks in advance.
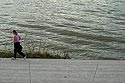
[11,30,27,60]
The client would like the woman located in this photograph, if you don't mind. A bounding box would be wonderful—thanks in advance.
[12,30,27,60]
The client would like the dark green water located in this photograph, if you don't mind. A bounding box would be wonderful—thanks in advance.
[0,0,125,59]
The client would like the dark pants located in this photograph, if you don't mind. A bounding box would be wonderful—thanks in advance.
[14,42,25,58]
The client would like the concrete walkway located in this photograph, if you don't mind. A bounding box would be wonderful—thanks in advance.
[0,58,125,83]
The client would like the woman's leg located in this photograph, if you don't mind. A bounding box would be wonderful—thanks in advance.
[14,49,17,58]
[18,51,25,57]
[17,45,26,57]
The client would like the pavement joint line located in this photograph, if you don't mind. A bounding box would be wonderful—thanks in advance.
[29,61,31,83]
[92,63,98,83]
[119,60,123,66]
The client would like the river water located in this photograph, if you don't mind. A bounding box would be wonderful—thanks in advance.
[0,0,125,59]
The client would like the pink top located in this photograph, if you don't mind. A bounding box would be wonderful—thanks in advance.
[13,34,21,43]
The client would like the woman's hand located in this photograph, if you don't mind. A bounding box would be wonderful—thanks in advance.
[12,39,15,44]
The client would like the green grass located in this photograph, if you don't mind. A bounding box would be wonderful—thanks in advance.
[0,49,71,59]
[0,51,13,58]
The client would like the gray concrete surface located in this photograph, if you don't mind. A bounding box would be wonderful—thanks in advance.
[0,58,125,83]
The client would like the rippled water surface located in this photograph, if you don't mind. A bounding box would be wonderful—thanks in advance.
[0,0,125,59]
